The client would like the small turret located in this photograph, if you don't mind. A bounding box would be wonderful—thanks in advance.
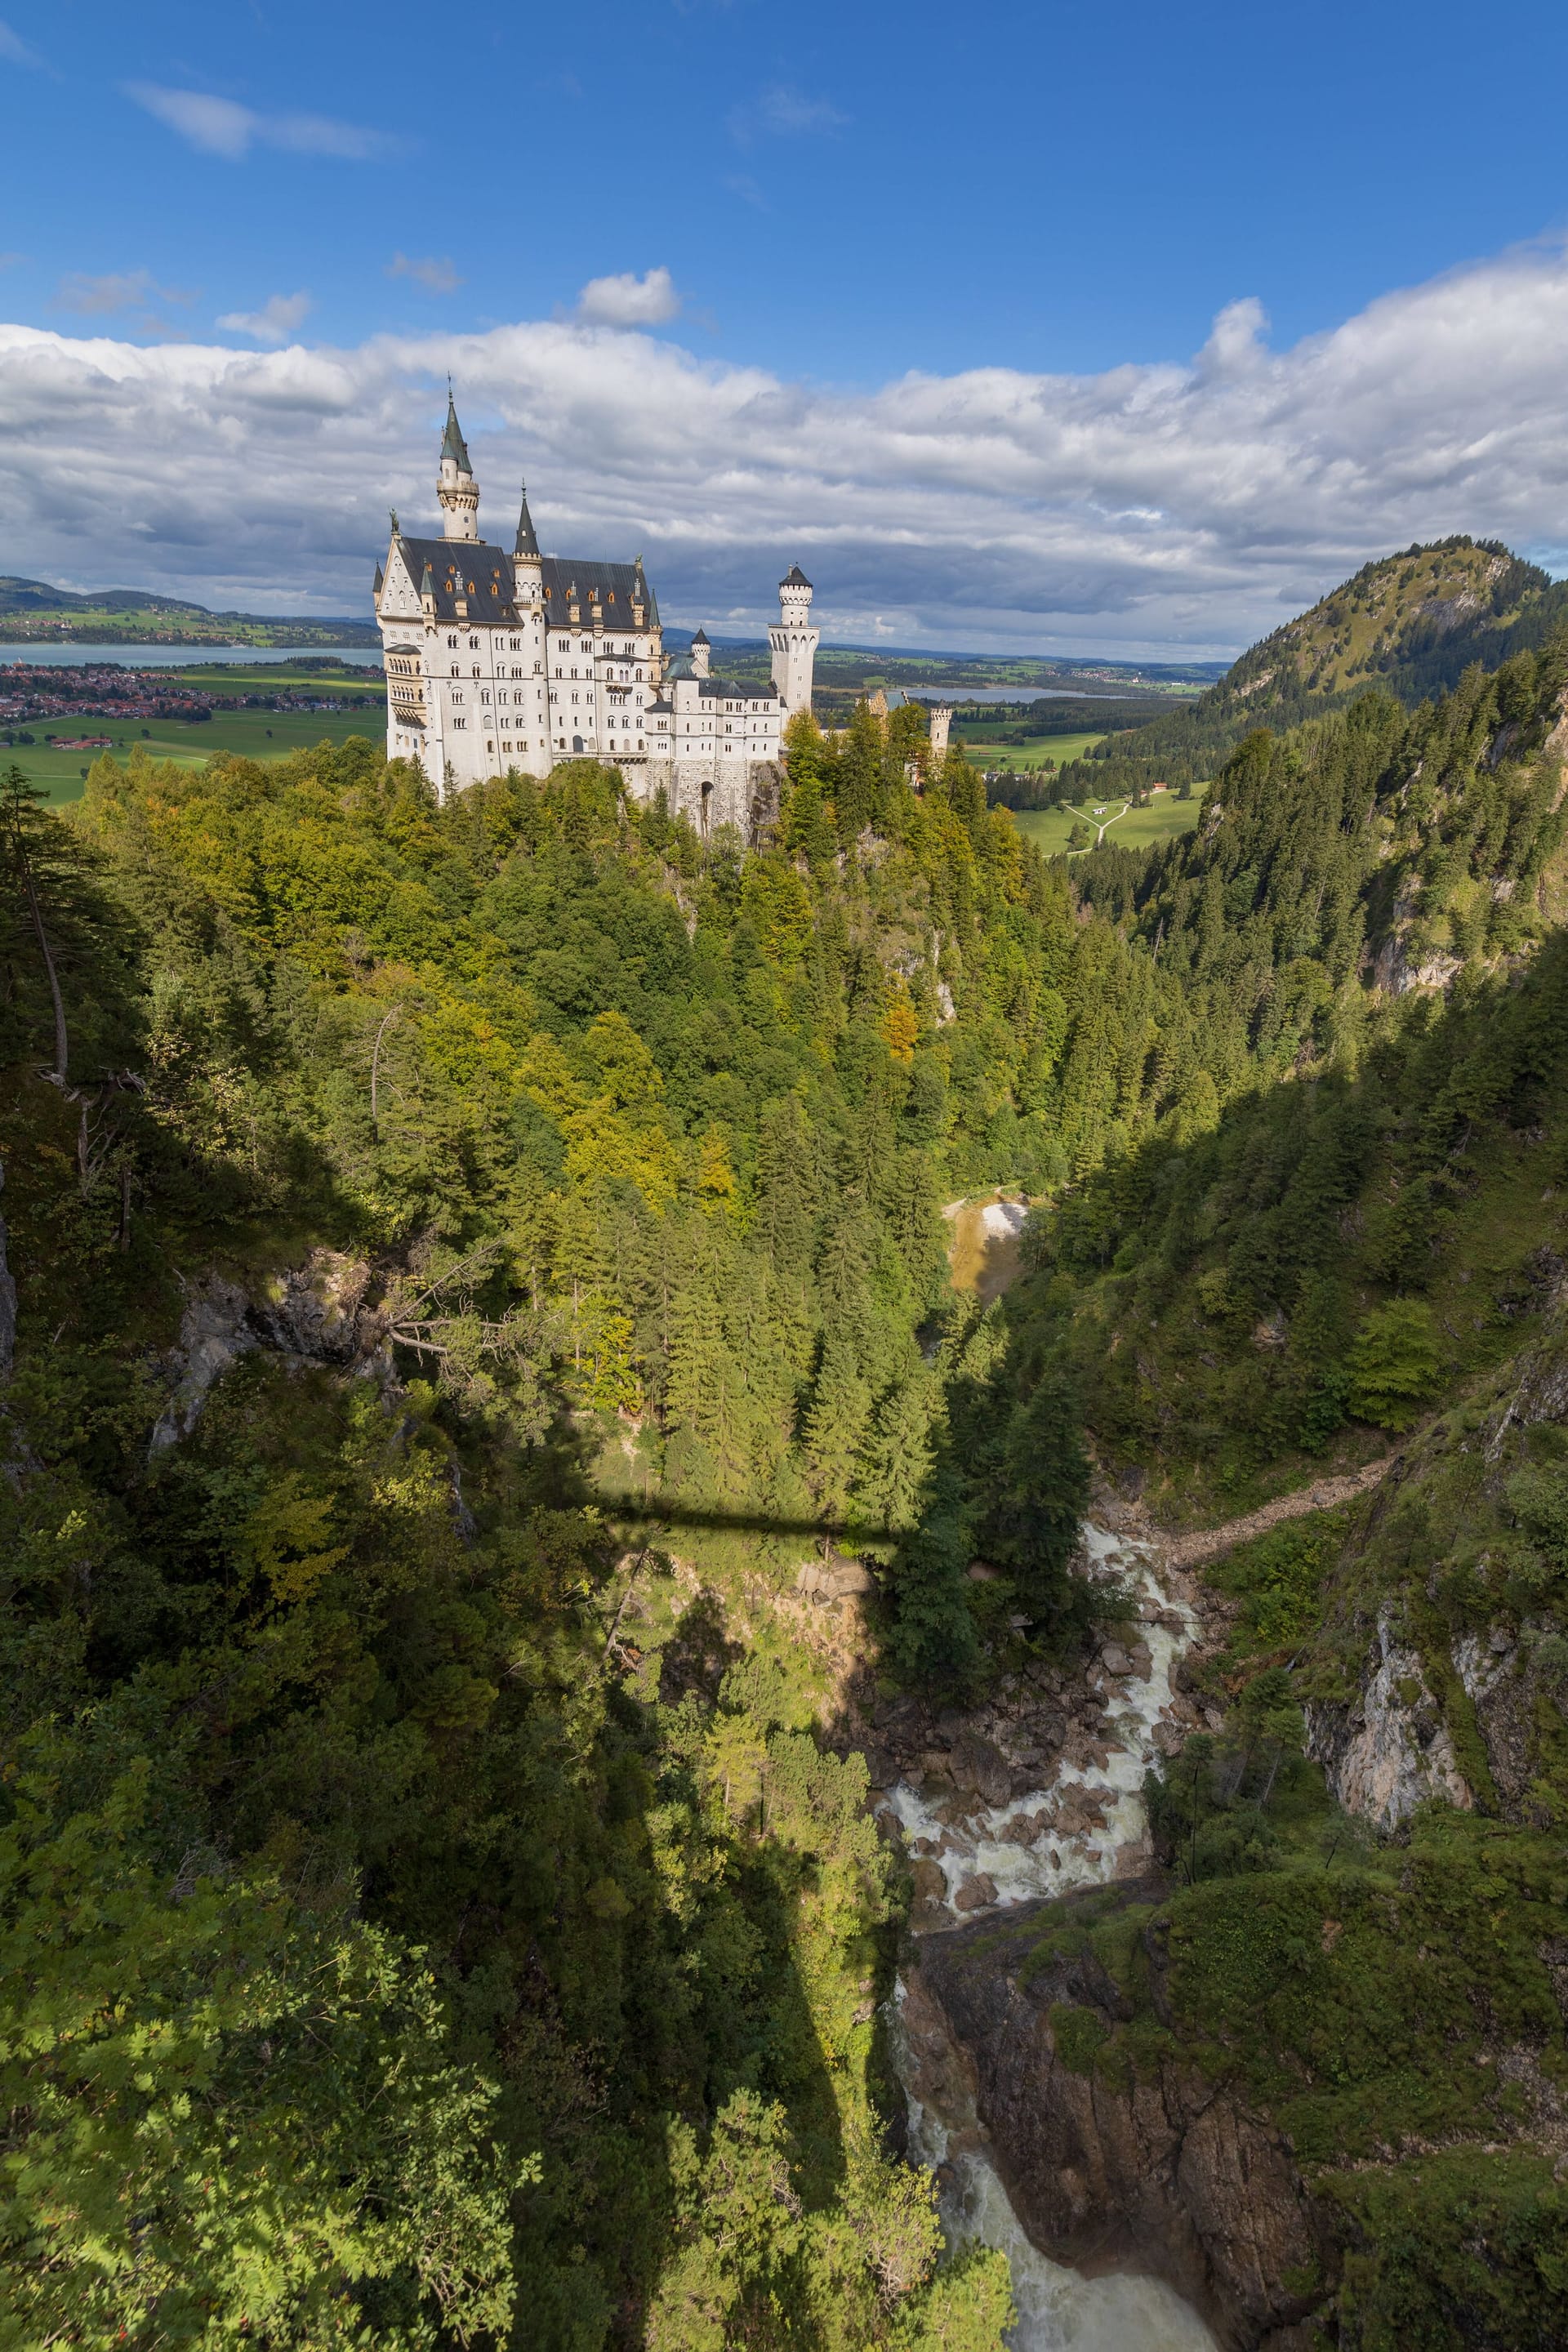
[691,626,710,679]
[437,385,479,541]
[420,560,436,618]
[372,557,384,613]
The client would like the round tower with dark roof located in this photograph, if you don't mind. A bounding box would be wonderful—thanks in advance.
[769,564,818,716]
[437,387,479,541]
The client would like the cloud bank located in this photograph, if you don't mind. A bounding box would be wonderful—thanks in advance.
[3,242,1568,652]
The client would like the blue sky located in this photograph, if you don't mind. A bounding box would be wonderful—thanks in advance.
[5,0,1568,653]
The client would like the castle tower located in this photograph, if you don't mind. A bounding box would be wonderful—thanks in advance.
[928,703,952,764]
[437,388,479,541]
[690,626,710,679]
[514,482,542,608]
[769,564,818,714]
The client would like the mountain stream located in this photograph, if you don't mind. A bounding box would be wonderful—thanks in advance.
[881,1522,1220,2351]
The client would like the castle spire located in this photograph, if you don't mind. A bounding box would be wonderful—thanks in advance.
[440,382,470,472]
[437,386,479,541]
[514,481,540,559]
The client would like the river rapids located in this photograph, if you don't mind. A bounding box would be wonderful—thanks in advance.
[883,1522,1221,2352]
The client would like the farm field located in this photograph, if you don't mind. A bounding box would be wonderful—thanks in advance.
[953,726,1107,770]
[1012,782,1209,858]
[11,697,385,804]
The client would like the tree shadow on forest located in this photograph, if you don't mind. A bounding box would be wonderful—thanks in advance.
[612,1496,894,1544]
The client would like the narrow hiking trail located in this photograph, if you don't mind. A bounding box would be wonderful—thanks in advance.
[1156,1449,1399,1569]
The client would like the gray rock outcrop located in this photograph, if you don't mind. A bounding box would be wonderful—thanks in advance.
[906,1888,1338,2350]
[1304,1601,1472,1831]
[150,1250,383,1452]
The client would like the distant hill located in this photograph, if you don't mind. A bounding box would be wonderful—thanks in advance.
[0,574,379,648]
[1064,536,1568,795]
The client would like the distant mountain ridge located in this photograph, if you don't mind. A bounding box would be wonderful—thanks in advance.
[0,573,378,646]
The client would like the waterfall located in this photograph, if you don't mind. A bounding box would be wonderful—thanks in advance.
[883,1523,1220,2352]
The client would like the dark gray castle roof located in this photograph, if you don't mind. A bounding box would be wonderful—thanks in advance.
[390,538,662,630]
[701,675,782,702]
[514,484,539,559]
[780,564,812,590]
[441,393,471,473]
[398,537,517,625]
[540,556,659,630]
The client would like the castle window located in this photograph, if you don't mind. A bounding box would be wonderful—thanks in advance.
[469,636,479,649]
[448,635,458,648]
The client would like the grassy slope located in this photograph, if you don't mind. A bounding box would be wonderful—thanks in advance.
[952,728,1108,773]
[1013,785,1207,858]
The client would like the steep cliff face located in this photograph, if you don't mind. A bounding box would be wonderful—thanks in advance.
[1303,1598,1473,1830]
[1298,1294,1568,1840]
[906,1890,1335,2352]
[149,1249,384,1450]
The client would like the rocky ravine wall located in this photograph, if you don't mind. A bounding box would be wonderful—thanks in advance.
[902,1892,1335,2352]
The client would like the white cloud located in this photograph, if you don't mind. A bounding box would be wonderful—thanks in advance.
[729,83,848,145]
[126,82,385,162]
[0,20,42,67]
[388,253,463,295]
[5,240,1568,650]
[56,270,194,318]
[574,267,681,327]
[217,292,312,343]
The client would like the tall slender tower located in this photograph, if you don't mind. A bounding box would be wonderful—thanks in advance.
[437,387,479,541]
[513,480,542,595]
[769,564,818,715]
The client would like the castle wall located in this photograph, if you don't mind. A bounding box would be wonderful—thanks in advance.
[638,758,776,836]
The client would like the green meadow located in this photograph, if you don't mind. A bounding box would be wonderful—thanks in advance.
[951,725,1107,770]
[1012,780,1209,857]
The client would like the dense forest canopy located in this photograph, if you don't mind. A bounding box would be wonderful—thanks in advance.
[4,529,1568,2347]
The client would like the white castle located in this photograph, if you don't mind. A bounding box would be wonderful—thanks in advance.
[374,394,819,826]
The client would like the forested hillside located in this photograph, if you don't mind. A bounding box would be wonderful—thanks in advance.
[980,580,1568,2345]
[7,549,1568,2350]
[1052,537,1568,804]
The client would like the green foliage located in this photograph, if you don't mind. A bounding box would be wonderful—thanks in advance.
[0,1729,521,2350]
[1347,1298,1441,1430]
[1040,1810,1568,2342]
[1047,2002,1111,2074]
[1025,920,1568,1499]
[1325,2149,1568,2351]
[1203,1511,1346,1656]
[0,729,1051,2350]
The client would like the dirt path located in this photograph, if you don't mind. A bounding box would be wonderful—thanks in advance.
[1156,1451,1400,1570]
[1062,797,1129,851]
